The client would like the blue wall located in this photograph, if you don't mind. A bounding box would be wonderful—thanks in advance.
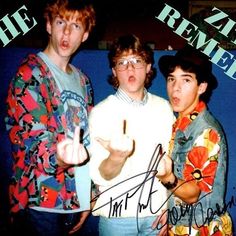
[0,48,236,232]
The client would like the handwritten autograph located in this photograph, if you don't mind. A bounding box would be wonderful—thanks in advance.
[92,143,165,231]
[156,190,236,234]
[91,143,236,233]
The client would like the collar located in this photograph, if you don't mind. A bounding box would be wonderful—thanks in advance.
[115,88,148,106]
[173,101,206,132]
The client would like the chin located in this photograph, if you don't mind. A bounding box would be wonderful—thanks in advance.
[172,106,182,113]
[59,51,72,58]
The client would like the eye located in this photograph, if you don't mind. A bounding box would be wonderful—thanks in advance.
[135,58,143,64]
[117,60,127,66]
[72,23,81,30]
[167,76,174,82]
[131,58,143,65]
[183,77,191,83]
[56,19,65,26]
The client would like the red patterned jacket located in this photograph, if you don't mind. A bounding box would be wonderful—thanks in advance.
[5,54,93,213]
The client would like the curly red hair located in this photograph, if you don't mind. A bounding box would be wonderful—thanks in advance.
[44,0,95,33]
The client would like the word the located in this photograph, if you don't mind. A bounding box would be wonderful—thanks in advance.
[156,4,236,80]
[0,5,37,47]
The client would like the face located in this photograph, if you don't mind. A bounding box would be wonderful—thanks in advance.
[46,12,89,60]
[112,53,151,100]
[166,67,207,117]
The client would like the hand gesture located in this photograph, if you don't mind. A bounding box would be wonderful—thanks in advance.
[96,120,134,161]
[57,126,88,167]
[152,210,168,236]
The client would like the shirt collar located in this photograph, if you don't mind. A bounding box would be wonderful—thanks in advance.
[115,88,148,106]
[173,101,206,132]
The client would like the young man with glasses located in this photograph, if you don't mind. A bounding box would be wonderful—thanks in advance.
[89,34,175,235]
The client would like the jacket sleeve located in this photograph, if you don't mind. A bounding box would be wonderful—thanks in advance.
[5,55,65,175]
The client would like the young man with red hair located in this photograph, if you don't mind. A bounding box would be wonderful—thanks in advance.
[5,0,96,235]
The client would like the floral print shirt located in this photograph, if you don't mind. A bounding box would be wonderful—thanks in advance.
[168,101,232,235]
[169,101,219,193]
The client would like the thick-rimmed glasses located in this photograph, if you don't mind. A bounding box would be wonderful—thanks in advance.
[115,57,145,71]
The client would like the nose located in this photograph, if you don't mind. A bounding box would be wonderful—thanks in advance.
[173,80,181,91]
[127,61,135,70]
[63,24,71,35]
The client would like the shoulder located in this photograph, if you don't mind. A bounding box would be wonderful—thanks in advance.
[91,95,116,111]
[89,95,118,120]
[148,93,172,108]
[147,93,175,122]
[16,53,50,79]
[148,93,167,102]
[20,53,47,69]
[202,109,225,134]
[9,54,49,87]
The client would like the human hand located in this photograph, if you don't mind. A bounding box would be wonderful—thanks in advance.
[57,126,88,167]
[155,155,173,179]
[68,210,90,234]
[96,120,134,161]
[152,210,168,236]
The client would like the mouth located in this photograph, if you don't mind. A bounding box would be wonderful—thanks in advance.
[61,40,69,49]
[171,96,180,105]
[128,76,135,83]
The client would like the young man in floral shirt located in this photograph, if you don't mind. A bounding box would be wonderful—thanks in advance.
[5,0,95,235]
[155,45,232,235]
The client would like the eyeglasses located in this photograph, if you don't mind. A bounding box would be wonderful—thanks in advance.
[115,57,145,71]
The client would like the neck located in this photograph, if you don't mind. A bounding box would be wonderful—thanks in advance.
[43,46,70,73]
[120,88,145,101]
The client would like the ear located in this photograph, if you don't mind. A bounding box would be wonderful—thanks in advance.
[112,68,117,77]
[146,63,151,73]
[198,82,208,95]
[82,32,89,42]
[46,20,52,35]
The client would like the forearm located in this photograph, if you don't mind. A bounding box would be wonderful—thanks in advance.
[164,129,220,204]
[99,155,126,180]
[160,173,200,204]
